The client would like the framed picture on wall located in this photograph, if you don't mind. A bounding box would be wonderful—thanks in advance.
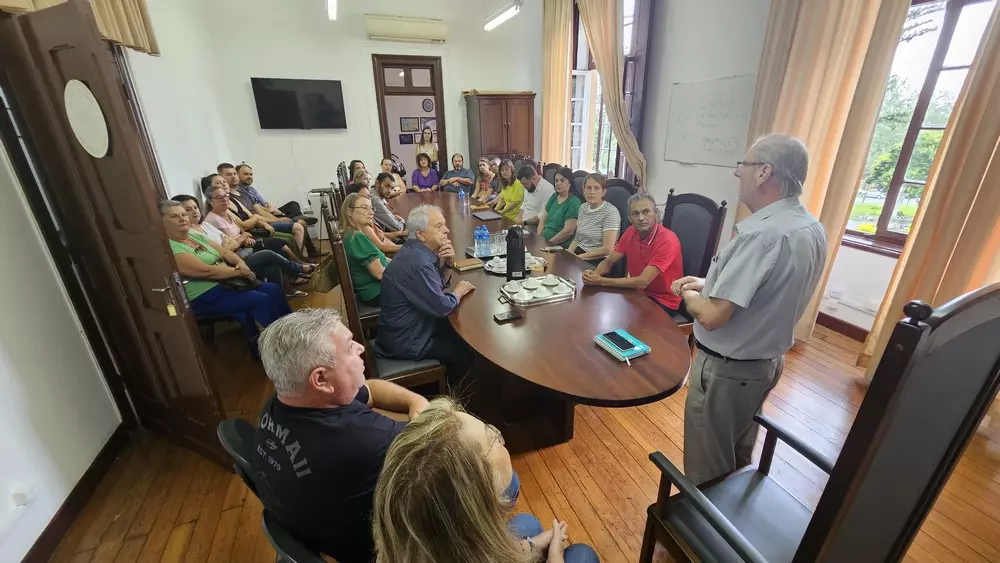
[399,134,414,145]
[419,117,436,132]
[399,117,419,132]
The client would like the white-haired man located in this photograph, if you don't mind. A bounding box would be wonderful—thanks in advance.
[671,134,827,485]
[375,204,476,384]
[252,308,429,562]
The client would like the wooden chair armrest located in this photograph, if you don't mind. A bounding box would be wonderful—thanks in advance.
[754,414,836,474]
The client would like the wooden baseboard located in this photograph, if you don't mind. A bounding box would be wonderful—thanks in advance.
[817,312,869,342]
[22,423,132,563]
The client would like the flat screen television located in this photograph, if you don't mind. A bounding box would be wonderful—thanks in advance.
[250,77,347,130]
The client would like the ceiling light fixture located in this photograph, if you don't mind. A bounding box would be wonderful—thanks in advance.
[484,0,522,32]
[327,0,337,21]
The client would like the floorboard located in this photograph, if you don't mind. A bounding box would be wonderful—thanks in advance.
[50,325,1000,562]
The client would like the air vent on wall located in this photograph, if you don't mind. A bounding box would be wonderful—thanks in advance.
[364,14,447,44]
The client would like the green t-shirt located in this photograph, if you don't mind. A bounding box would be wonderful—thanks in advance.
[499,179,525,221]
[344,230,389,302]
[169,231,220,300]
[542,194,582,248]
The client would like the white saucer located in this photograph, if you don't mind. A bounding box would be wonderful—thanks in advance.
[522,279,540,290]
[503,281,522,293]
[533,286,553,298]
[553,283,573,295]
[514,291,534,302]
[541,275,560,286]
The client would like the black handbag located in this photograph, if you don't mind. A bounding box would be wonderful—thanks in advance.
[219,276,264,292]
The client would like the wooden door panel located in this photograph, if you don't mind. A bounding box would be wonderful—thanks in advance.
[506,97,534,157]
[7,0,226,464]
[479,98,507,155]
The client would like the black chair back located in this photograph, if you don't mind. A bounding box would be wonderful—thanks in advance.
[542,163,560,186]
[337,161,349,189]
[216,418,258,495]
[662,189,728,278]
[604,185,632,236]
[262,510,327,563]
[606,177,638,195]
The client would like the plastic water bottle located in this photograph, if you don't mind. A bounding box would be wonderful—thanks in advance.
[458,187,467,208]
[475,226,486,257]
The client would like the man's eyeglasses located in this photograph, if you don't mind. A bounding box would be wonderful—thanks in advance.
[211,195,230,201]
[736,161,765,172]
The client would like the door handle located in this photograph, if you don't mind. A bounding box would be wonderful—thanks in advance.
[152,287,170,293]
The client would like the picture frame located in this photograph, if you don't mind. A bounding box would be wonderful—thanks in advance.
[399,117,419,133]
[399,134,414,145]
[419,117,437,132]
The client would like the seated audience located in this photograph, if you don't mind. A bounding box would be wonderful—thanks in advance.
[373,397,598,563]
[568,173,620,262]
[339,194,391,306]
[490,159,524,221]
[160,200,290,352]
[219,162,315,260]
[348,187,401,254]
[375,204,475,385]
[201,177,306,265]
[173,194,312,296]
[235,163,316,225]
[536,167,581,248]
[416,127,439,169]
[583,193,683,313]
[373,173,407,234]
[471,157,497,203]
[516,164,555,226]
[347,167,372,195]
[252,308,429,563]
[438,153,475,193]
[410,153,440,192]
[379,157,407,195]
[349,159,366,180]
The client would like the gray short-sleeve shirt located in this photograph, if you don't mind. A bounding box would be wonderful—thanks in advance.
[694,197,827,360]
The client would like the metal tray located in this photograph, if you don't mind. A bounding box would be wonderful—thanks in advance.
[497,275,577,308]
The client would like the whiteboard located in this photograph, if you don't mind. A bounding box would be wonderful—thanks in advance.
[663,75,756,168]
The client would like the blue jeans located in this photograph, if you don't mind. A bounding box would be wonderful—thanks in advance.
[190,282,292,350]
[503,470,520,504]
[508,514,600,563]
[271,221,295,234]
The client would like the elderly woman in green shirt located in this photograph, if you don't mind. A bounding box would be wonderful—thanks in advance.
[535,167,581,248]
[339,193,390,306]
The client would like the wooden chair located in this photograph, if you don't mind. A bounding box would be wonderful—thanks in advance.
[661,189,728,329]
[336,161,349,190]
[324,209,447,394]
[606,177,638,195]
[640,284,1000,562]
[320,205,379,330]
[542,162,561,186]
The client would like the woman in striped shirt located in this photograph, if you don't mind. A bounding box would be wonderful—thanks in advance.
[568,173,620,262]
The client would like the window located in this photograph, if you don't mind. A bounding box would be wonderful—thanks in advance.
[569,71,594,169]
[848,0,994,248]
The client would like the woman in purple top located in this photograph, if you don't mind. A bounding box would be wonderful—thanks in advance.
[410,152,440,192]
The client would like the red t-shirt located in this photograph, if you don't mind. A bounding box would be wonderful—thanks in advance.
[614,223,683,310]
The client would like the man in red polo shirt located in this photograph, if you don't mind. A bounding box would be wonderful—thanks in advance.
[582,193,684,313]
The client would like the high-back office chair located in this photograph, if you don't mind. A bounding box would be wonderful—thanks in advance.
[542,163,560,186]
[606,177,638,195]
[604,184,632,236]
[323,209,446,394]
[640,284,1000,562]
[261,510,327,563]
[216,418,258,495]
[662,189,728,327]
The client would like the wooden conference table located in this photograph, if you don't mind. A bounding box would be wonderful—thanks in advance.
[393,192,690,453]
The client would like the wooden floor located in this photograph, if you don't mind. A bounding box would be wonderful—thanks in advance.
[49,323,1000,562]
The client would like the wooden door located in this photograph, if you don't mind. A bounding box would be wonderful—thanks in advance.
[506,96,534,157]
[0,1,226,464]
[479,97,508,155]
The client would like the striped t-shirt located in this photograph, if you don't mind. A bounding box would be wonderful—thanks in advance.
[575,201,621,252]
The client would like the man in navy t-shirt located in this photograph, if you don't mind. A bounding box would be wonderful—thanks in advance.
[251,308,430,563]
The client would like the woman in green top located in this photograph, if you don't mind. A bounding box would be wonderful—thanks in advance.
[339,193,390,306]
[535,167,581,248]
[490,159,524,221]
[161,200,291,352]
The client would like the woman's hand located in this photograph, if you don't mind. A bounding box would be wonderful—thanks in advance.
[263,222,275,234]
[235,262,254,278]
[546,520,568,562]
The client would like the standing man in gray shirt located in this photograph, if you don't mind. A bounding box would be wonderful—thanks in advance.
[671,134,827,485]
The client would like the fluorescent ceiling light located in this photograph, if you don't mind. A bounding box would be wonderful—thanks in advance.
[484,0,521,31]
[327,0,337,20]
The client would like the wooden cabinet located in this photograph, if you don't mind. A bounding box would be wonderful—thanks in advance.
[465,92,536,164]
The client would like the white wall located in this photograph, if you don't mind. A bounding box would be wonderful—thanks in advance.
[821,246,898,330]
[133,0,542,205]
[641,0,772,241]
[126,0,232,197]
[0,141,121,561]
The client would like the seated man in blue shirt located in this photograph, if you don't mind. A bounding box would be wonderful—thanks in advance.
[438,153,476,193]
[235,163,317,225]
[375,204,476,385]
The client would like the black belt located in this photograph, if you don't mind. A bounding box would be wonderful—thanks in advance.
[695,340,764,363]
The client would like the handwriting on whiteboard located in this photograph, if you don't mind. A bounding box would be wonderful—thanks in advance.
[663,75,756,168]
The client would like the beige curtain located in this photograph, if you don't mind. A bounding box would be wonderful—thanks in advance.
[91,0,160,54]
[0,0,65,13]
[577,0,646,182]
[860,1,1000,375]
[738,0,909,342]
[541,0,573,165]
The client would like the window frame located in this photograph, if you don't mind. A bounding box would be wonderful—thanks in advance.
[846,0,989,251]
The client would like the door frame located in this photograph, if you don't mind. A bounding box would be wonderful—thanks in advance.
[372,54,448,172]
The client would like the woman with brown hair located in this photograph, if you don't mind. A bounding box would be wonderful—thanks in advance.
[472,157,497,203]
[415,126,439,167]
[567,173,620,262]
[373,398,599,563]
[338,193,391,306]
[411,152,440,192]
[489,159,525,221]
